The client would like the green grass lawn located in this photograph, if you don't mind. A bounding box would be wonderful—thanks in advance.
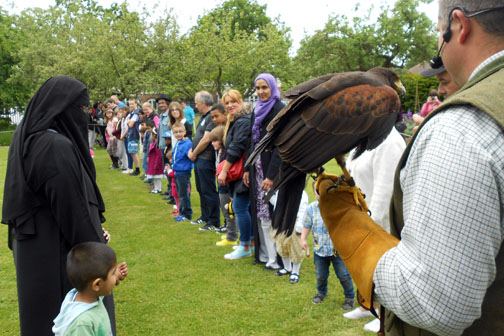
[0,146,373,335]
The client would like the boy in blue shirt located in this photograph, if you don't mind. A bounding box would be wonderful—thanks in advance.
[301,181,355,310]
[172,123,193,222]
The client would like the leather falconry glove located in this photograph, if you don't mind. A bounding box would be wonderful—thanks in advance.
[316,173,399,310]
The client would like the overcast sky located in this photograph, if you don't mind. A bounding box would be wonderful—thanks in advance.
[1,0,439,53]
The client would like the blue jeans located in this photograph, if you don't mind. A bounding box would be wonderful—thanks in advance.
[124,139,133,169]
[233,191,252,246]
[194,158,220,226]
[314,253,354,298]
[142,151,148,174]
[175,173,192,220]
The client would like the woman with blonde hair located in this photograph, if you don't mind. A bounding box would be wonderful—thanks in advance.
[218,89,252,260]
[142,101,159,128]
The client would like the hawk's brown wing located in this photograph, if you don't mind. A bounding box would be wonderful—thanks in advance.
[273,84,400,173]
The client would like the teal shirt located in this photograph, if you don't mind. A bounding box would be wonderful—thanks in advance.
[65,299,111,336]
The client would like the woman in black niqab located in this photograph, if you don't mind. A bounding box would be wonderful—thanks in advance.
[3,75,104,226]
[2,76,114,336]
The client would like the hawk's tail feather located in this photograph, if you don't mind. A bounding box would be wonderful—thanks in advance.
[270,165,306,238]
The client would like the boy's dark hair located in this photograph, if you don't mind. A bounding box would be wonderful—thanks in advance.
[145,119,155,128]
[119,106,130,113]
[67,242,117,292]
[210,103,226,114]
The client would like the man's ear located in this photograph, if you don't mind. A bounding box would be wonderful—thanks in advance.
[91,278,102,292]
[452,9,472,44]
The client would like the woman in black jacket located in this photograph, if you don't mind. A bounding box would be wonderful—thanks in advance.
[243,73,285,269]
[218,89,253,260]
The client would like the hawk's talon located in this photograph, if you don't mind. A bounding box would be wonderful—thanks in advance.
[326,183,340,193]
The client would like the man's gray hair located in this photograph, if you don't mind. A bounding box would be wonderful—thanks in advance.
[195,91,214,107]
[439,0,504,36]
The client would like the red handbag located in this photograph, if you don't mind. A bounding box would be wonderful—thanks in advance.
[216,154,245,183]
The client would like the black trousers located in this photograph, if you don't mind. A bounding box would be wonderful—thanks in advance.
[194,158,220,226]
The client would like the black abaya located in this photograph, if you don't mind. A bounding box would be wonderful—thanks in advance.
[2,76,114,335]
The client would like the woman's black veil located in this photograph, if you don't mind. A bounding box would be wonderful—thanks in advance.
[2,76,105,231]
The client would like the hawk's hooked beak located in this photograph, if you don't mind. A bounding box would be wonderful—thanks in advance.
[394,79,406,97]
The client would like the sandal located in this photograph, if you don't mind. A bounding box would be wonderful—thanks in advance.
[289,273,300,284]
[275,268,291,276]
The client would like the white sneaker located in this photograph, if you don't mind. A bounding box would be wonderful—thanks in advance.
[364,318,380,332]
[343,307,374,319]
[224,246,251,260]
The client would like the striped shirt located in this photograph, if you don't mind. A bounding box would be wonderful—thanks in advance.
[303,201,335,257]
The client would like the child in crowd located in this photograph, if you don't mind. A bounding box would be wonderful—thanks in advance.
[52,242,128,336]
[142,102,159,128]
[141,119,156,180]
[162,131,175,209]
[169,102,192,140]
[114,106,129,171]
[105,109,119,169]
[146,128,164,194]
[138,120,146,177]
[300,181,355,310]
[119,105,132,174]
[171,123,193,222]
[168,168,179,216]
[210,103,228,127]
[210,104,233,236]
[211,125,238,246]
[273,190,308,282]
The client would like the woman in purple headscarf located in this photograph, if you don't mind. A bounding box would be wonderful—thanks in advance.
[243,73,285,269]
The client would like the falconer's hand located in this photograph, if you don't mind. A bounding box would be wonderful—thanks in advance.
[316,173,399,309]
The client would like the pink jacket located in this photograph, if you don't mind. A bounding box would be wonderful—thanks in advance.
[420,101,441,117]
[147,142,164,175]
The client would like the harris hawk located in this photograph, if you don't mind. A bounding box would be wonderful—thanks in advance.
[246,67,406,237]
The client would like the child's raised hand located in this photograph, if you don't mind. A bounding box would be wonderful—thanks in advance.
[115,262,128,285]
[102,228,111,243]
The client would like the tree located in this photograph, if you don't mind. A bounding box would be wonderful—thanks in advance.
[8,0,180,102]
[0,8,31,110]
[293,0,437,82]
[204,0,271,40]
[178,0,292,98]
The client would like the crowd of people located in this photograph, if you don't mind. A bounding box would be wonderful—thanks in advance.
[3,1,503,335]
[87,74,402,331]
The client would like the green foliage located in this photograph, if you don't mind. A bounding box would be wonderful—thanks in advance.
[292,0,437,83]
[180,8,292,98]
[399,71,439,113]
[0,8,31,108]
[0,117,16,145]
[8,0,167,102]
[202,0,271,40]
